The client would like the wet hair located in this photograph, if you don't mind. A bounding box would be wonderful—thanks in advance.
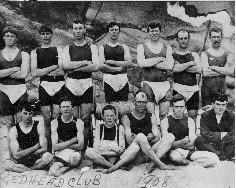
[59,96,73,108]
[176,29,190,39]
[107,22,120,32]
[102,104,117,116]
[135,90,148,100]
[20,102,35,112]
[147,21,162,33]
[209,27,223,38]
[2,26,19,38]
[39,25,53,34]
[172,94,186,105]
[212,93,228,103]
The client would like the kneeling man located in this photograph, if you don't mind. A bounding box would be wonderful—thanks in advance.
[49,97,84,176]
[161,94,219,167]
[5,102,53,172]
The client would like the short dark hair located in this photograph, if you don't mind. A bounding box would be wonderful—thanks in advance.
[107,22,120,32]
[209,27,223,38]
[147,21,162,33]
[39,25,53,34]
[2,26,19,38]
[172,94,186,105]
[177,29,190,39]
[212,93,228,103]
[21,102,35,112]
[135,90,148,99]
[59,96,73,108]
[102,104,117,116]
[73,19,85,26]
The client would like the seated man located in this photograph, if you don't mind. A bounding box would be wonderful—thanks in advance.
[103,91,177,174]
[161,94,219,167]
[86,104,125,168]
[195,93,235,161]
[5,102,53,172]
[49,97,84,177]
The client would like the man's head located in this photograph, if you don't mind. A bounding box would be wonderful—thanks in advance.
[172,94,186,118]
[177,29,190,49]
[134,90,148,113]
[212,93,228,116]
[72,20,86,40]
[59,97,73,117]
[147,21,162,42]
[108,22,120,41]
[20,102,35,124]
[2,26,19,47]
[39,25,53,45]
[102,104,117,127]
[209,28,223,49]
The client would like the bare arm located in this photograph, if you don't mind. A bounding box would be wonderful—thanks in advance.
[93,123,101,149]
[9,127,39,159]
[172,60,195,73]
[155,45,175,70]
[0,67,19,78]
[149,113,161,144]
[181,118,196,150]
[201,52,221,77]
[34,121,47,155]
[30,49,59,78]
[137,44,166,68]
[121,115,134,145]
[186,52,202,73]
[9,51,30,79]
[69,119,84,151]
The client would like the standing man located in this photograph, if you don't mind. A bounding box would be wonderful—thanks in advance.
[5,102,53,172]
[99,22,132,103]
[172,29,202,120]
[0,26,30,158]
[201,27,234,108]
[103,91,176,174]
[195,93,235,161]
[49,97,84,177]
[161,94,219,167]
[137,21,174,121]
[31,25,65,152]
[62,19,99,149]
[86,104,125,168]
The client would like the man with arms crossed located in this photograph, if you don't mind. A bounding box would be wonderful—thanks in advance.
[201,27,234,108]
[62,19,99,149]
[172,29,202,120]
[103,91,176,173]
[137,21,174,121]
[49,97,84,177]
[99,22,132,102]
[31,25,65,152]
[161,94,219,167]
[5,102,53,172]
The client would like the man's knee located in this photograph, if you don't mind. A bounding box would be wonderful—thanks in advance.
[85,148,96,159]
[169,150,183,163]
[162,133,175,144]
[42,152,53,165]
[206,152,220,164]
[70,153,82,167]
[135,133,148,143]
[4,160,15,171]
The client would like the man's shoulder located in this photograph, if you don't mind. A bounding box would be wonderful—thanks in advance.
[224,110,235,119]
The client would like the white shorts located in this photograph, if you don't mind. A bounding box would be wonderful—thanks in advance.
[55,149,81,163]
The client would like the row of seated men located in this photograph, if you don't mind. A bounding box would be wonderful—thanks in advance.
[4,91,234,177]
[0,20,234,175]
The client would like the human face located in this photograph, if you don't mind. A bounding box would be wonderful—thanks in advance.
[178,31,190,49]
[21,109,34,123]
[40,32,52,45]
[173,100,186,118]
[148,27,161,42]
[73,23,86,40]
[213,100,228,116]
[103,109,116,127]
[134,93,148,113]
[60,101,73,117]
[210,31,222,48]
[109,25,120,41]
[3,32,17,47]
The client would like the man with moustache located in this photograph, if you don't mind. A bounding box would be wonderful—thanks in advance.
[137,21,174,121]
[31,25,65,152]
[5,102,53,172]
[0,26,30,158]
[195,93,235,161]
[201,27,234,108]
[49,97,84,176]
[99,22,132,103]
[62,19,99,149]
[172,29,202,120]
[161,94,219,167]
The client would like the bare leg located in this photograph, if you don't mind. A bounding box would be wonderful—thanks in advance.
[146,133,175,173]
[48,162,71,177]
[41,106,52,152]
[159,101,170,121]
[189,151,220,167]
[188,110,198,122]
[31,152,53,170]
[52,104,61,120]
[4,160,32,173]
[169,150,191,165]
[86,148,113,168]
[72,106,79,118]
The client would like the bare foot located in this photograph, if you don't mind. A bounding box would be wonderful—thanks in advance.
[145,163,156,174]
[120,166,132,171]
[159,164,179,170]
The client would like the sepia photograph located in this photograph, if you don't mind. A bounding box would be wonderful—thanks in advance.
[0,1,235,188]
